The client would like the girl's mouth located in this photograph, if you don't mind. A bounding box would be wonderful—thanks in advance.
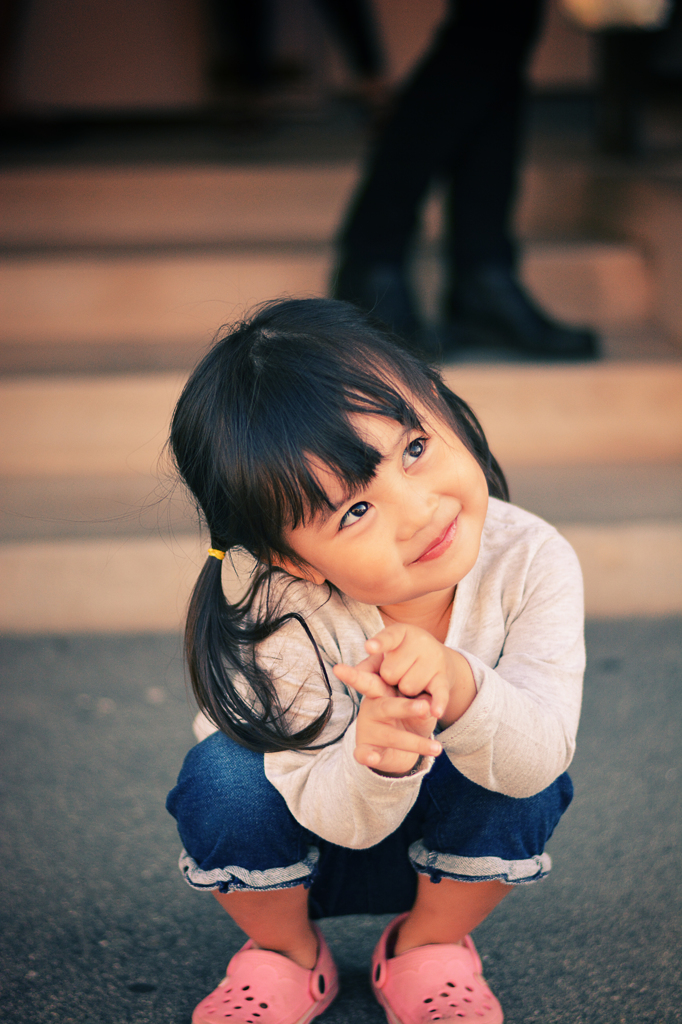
[414,518,458,563]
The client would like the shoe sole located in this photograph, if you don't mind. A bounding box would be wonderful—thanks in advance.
[296,975,339,1024]
[444,318,598,361]
[373,982,503,1024]
[372,983,403,1024]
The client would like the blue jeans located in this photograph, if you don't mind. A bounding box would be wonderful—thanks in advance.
[166,732,573,918]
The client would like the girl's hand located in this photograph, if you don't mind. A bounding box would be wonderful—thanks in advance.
[333,656,442,776]
[364,623,477,729]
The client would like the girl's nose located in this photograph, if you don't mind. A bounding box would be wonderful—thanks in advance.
[396,487,439,540]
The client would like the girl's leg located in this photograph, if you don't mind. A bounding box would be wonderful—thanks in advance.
[411,753,574,886]
[393,755,574,954]
[212,884,318,969]
[167,732,321,967]
[370,765,572,1023]
[393,875,511,955]
[168,734,340,1022]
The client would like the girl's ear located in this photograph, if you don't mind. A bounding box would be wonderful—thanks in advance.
[271,554,326,586]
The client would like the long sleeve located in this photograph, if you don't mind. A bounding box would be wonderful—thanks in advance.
[438,505,585,796]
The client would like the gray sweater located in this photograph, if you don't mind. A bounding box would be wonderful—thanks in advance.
[214,499,585,850]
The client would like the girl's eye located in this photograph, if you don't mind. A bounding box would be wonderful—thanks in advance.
[403,437,427,467]
[339,501,370,530]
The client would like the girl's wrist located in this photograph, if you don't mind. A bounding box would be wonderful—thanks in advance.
[438,650,477,729]
[371,755,425,778]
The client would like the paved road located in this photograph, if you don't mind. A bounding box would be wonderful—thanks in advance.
[1,618,680,1023]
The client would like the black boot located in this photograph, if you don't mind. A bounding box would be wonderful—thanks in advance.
[445,264,599,360]
[331,259,422,341]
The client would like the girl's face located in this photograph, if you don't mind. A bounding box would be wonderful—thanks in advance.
[284,409,489,612]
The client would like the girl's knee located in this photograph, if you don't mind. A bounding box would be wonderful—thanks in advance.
[415,760,574,883]
[168,733,271,838]
[166,732,310,874]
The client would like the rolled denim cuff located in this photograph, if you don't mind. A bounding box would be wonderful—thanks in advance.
[178,844,320,893]
[408,839,552,885]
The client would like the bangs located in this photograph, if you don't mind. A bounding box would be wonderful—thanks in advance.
[240,355,426,540]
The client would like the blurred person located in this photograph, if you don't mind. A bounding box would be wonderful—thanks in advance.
[0,0,25,115]
[208,0,386,110]
[595,0,682,154]
[333,0,599,360]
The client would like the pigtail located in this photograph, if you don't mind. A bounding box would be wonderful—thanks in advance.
[184,553,245,738]
[184,550,335,753]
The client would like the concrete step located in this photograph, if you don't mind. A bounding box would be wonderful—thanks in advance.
[2,242,675,376]
[3,159,681,363]
[1,158,680,630]
[0,164,359,249]
[2,159,674,374]
[0,520,680,633]
[0,159,656,251]
[2,462,680,625]
[3,464,680,544]
[2,364,680,480]
[0,243,655,346]
[0,161,594,251]
[1,365,680,631]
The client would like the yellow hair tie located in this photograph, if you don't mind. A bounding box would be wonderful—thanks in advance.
[207,548,225,561]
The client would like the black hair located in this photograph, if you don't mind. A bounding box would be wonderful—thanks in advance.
[170,297,508,752]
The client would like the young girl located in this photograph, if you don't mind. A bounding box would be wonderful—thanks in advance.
[166,298,583,1024]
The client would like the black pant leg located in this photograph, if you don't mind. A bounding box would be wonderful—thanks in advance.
[311,0,384,77]
[444,79,527,275]
[339,0,544,267]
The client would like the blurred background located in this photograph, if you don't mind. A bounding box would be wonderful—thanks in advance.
[0,2,680,1022]
[0,0,680,630]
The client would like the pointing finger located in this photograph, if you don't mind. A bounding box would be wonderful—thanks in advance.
[364,695,433,722]
[333,661,393,699]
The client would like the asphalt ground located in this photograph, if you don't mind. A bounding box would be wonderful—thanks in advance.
[1,617,680,1024]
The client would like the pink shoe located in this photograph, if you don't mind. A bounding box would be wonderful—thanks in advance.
[192,922,339,1024]
[371,914,503,1024]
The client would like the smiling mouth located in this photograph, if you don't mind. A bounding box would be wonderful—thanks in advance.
[413,518,458,563]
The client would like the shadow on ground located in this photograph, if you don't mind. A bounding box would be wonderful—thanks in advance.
[1,618,680,1023]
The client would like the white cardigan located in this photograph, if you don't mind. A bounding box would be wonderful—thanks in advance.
[206,498,585,850]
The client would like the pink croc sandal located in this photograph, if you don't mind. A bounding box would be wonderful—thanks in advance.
[371,914,503,1024]
[192,922,339,1024]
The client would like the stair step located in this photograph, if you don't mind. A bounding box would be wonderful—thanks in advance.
[0,164,360,248]
[0,160,634,250]
[1,363,679,630]
[0,242,657,361]
[0,158,661,362]
[1,160,679,630]
[440,362,682,466]
[0,520,679,634]
[0,250,330,346]
[1,364,680,480]
[2,463,680,546]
